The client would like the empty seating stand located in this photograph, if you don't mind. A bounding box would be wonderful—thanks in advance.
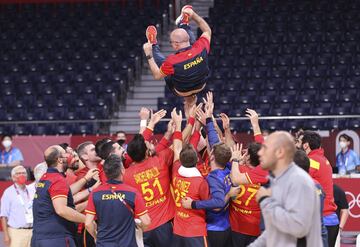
[0,0,168,135]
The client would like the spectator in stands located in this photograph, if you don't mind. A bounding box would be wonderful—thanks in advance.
[115,130,127,149]
[32,145,85,247]
[85,154,151,246]
[1,135,24,167]
[143,5,211,108]
[0,165,35,247]
[294,150,329,247]
[336,134,360,174]
[249,131,322,247]
[333,184,349,247]
[301,131,339,247]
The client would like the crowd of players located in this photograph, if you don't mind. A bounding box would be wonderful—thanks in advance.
[20,91,343,247]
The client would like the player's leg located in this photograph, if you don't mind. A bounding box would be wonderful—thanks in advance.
[208,230,231,247]
[146,25,165,67]
[231,231,253,247]
[35,237,77,247]
[149,221,174,247]
[183,236,209,247]
[326,225,339,247]
[176,5,196,44]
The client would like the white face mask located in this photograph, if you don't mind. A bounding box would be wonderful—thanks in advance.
[339,141,347,149]
[2,140,12,149]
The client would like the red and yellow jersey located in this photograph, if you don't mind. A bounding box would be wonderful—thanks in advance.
[230,165,268,236]
[172,161,209,237]
[308,148,337,216]
[123,148,175,231]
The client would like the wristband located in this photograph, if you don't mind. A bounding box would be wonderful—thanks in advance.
[146,54,153,60]
[188,117,195,126]
[231,159,241,163]
[206,117,213,124]
[191,201,197,209]
[173,131,183,141]
[254,132,262,136]
[140,120,147,127]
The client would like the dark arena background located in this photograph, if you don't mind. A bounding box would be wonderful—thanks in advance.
[0,0,359,246]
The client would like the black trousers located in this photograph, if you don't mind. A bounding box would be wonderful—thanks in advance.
[231,231,258,247]
[173,234,209,247]
[326,225,339,247]
[75,229,96,247]
[143,221,174,247]
[208,229,232,247]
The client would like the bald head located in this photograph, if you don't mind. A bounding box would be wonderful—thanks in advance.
[268,131,296,161]
[258,131,296,172]
[44,145,64,167]
[170,29,190,50]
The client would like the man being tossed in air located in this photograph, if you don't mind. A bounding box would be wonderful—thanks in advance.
[143,6,211,108]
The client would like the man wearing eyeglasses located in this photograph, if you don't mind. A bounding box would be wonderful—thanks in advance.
[143,5,211,108]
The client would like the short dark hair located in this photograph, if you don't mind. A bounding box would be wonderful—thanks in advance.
[104,154,123,180]
[180,144,198,168]
[248,142,261,167]
[77,141,93,157]
[95,138,112,157]
[115,130,126,136]
[213,143,231,167]
[99,141,116,160]
[301,131,321,150]
[294,150,310,173]
[1,134,12,141]
[59,143,69,151]
[127,134,147,162]
[44,147,61,167]
[339,134,352,142]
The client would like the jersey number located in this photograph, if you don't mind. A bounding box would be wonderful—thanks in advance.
[173,189,187,207]
[141,178,164,202]
[233,185,258,206]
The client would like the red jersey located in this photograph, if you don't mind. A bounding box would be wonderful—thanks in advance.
[123,148,175,232]
[65,169,77,185]
[75,162,107,183]
[172,161,209,237]
[308,148,337,216]
[230,165,268,236]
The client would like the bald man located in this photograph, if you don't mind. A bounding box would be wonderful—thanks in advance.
[143,6,211,107]
[32,145,85,247]
[249,131,323,247]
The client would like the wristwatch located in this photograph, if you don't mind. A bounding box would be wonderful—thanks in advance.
[231,159,241,163]
[146,54,153,60]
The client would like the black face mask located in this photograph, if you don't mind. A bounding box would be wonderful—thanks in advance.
[117,140,125,146]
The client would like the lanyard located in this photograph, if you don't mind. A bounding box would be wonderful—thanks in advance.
[1,149,12,164]
[340,152,349,167]
[14,184,30,211]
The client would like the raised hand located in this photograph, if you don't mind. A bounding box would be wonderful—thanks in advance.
[220,113,230,130]
[139,107,150,120]
[230,143,247,164]
[150,109,167,125]
[245,108,259,126]
[171,108,183,129]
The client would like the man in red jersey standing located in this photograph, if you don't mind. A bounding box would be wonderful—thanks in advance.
[300,131,339,247]
[171,108,210,247]
[123,114,175,247]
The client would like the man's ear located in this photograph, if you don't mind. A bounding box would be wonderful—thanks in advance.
[81,154,88,162]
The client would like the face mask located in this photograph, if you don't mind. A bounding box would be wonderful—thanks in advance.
[17,174,27,185]
[2,140,12,149]
[339,141,347,149]
[117,140,125,146]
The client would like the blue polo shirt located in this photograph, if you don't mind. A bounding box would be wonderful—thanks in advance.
[336,149,360,173]
[85,179,147,247]
[32,167,76,240]
[1,147,23,165]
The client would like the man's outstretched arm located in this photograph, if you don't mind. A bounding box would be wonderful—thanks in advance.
[185,9,211,42]
[143,43,166,80]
